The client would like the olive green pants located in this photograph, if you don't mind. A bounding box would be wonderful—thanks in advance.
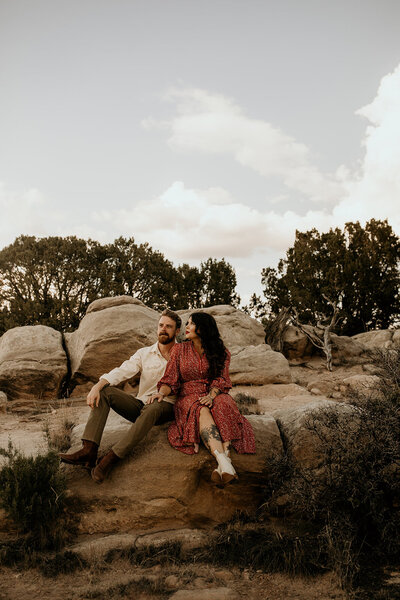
[82,386,174,458]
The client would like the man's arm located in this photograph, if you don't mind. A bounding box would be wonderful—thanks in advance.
[86,350,143,408]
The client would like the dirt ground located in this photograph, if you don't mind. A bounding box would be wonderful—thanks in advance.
[0,560,346,600]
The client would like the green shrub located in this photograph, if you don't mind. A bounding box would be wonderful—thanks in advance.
[263,349,400,591]
[0,443,73,551]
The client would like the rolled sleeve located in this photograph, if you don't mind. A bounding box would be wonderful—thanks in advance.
[101,350,142,386]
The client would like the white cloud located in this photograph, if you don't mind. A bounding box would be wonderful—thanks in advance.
[147,87,345,204]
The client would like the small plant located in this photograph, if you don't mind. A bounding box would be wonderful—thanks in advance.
[0,442,76,551]
[234,392,261,415]
[43,415,75,452]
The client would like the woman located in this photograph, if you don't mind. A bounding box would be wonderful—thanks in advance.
[151,312,255,485]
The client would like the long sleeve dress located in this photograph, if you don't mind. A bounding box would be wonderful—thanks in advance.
[158,341,256,455]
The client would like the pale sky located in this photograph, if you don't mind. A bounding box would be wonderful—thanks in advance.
[1,0,400,303]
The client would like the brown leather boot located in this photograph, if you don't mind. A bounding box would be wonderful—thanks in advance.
[91,450,120,483]
[59,439,98,470]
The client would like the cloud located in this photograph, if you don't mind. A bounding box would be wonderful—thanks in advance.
[333,64,400,232]
[146,87,345,204]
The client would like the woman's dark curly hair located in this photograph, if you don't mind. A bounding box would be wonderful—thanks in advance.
[189,312,227,380]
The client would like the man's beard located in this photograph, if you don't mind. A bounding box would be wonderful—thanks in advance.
[158,333,174,345]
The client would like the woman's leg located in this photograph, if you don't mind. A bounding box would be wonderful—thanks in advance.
[199,406,224,454]
[199,407,237,484]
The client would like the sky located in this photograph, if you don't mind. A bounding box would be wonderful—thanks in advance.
[1,0,400,304]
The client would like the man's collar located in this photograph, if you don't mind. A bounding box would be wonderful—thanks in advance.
[152,340,176,356]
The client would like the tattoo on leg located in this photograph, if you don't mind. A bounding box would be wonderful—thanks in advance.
[200,424,222,451]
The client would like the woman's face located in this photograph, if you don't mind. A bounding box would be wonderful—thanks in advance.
[185,317,199,340]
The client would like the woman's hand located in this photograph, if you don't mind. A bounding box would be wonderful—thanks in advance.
[199,394,213,407]
[147,392,165,404]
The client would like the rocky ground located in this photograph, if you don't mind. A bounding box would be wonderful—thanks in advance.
[0,357,381,600]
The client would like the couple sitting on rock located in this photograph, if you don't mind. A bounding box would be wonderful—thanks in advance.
[60,309,256,485]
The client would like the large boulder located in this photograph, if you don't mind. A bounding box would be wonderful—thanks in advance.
[330,334,367,365]
[65,413,283,534]
[273,400,357,469]
[352,329,394,349]
[86,295,145,314]
[0,325,68,401]
[65,300,160,386]
[229,345,292,385]
[177,306,265,350]
[281,325,316,360]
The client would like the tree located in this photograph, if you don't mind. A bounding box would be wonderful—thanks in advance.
[0,235,108,331]
[199,258,240,307]
[261,220,400,336]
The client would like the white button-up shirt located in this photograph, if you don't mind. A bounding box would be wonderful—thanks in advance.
[100,342,176,404]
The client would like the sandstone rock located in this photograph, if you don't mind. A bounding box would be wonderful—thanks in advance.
[86,295,145,314]
[331,334,367,365]
[352,329,393,349]
[170,589,237,600]
[229,345,291,385]
[393,330,400,347]
[0,391,7,413]
[273,400,357,469]
[65,303,160,385]
[65,413,283,534]
[0,325,68,401]
[342,374,380,394]
[282,325,316,360]
[177,305,265,349]
[232,383,308,401]
[69,533,137,561]
[136,528,208,552]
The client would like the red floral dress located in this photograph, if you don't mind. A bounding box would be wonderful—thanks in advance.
[158,341,256,455]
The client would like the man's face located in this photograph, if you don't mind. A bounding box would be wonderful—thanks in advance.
[157,316,179,345]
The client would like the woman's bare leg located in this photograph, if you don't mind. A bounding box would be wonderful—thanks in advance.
[199,407,224,454]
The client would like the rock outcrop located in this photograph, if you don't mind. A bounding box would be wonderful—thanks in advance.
[0,325,67,401]
[230,345,292,385]
[65,412,283,533]
[65,300,160,386]
[177,305,265,349]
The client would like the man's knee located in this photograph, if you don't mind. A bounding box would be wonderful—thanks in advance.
[141,401,172,423]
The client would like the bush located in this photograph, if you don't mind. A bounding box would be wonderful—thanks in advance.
[0,443,75,551]
[263,349,400,591]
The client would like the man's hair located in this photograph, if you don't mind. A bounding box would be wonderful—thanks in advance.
[160,308,182,330]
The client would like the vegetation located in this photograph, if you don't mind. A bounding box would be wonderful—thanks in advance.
[0,443,76,551]
[0,235,239,334]
[253,219,400,335]
[263,348,400,593]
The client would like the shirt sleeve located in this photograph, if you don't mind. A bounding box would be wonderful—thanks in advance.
[101,349,142,386]
[209,349,232,393]
[158,343,182,395]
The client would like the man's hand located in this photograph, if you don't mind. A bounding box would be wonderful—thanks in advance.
[86,380,108,409]
[147,392,165,404]
[199,394,213,407]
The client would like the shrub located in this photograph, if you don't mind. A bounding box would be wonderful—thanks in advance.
[263,349,400,591]
[0,443,75,551]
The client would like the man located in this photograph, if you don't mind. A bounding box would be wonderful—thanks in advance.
[59,308,181,483]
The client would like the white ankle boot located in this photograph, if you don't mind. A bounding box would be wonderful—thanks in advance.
[212,449,238,485]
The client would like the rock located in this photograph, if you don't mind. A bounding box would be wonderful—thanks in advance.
[170,589,237,600]
[342,374,380,394]
[229,346,292,385]
[273,400,357,469]
[135,528,208,553]
[86,295,145,314]
[68,533,137,561]
[282,325,316,360]
[0,391,7,413]
[177,305,265,349]
[65,302,160,385]
[331,334,367,365]
[165,575,181,589]
[232,384,320,414]
[352,329,393,349]
[393,331,400,347]
[0,325,68,401]
[65,413,283,534]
